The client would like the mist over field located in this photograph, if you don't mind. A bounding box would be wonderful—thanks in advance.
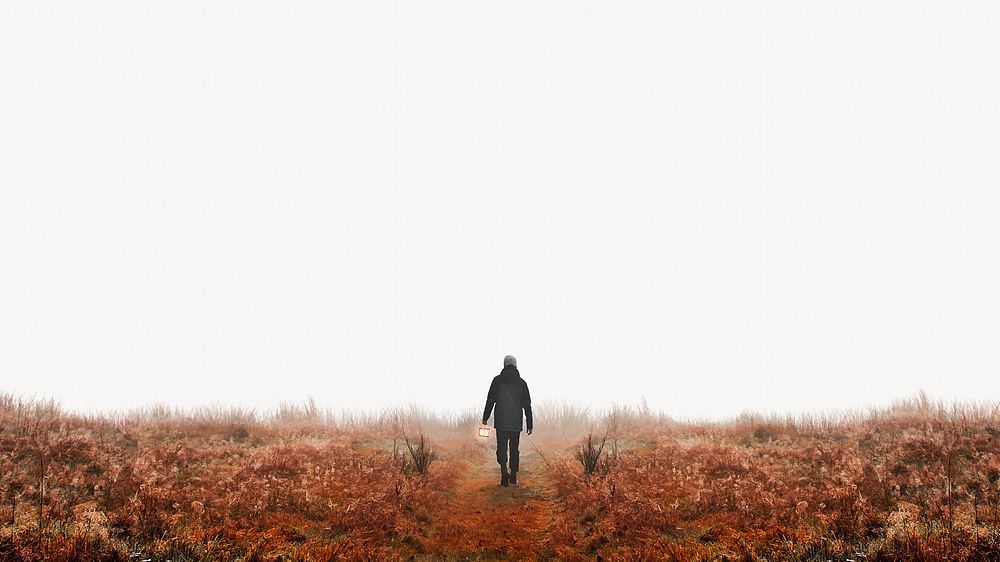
[2,0,999,560]
[2,1,999,421]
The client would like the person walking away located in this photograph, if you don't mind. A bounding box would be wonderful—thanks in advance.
[482,355,533,487]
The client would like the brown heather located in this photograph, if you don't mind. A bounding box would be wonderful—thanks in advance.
[2,391,1000,561]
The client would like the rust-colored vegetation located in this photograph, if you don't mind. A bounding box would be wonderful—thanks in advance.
[3,391,1000,561]
[546,394,1000,561]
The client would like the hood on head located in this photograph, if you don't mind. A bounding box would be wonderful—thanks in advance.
[500,364,520,377]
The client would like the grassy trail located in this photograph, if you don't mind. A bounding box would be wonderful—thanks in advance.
[420,437,559,561]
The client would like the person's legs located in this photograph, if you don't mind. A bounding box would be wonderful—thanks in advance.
[495,430,511,486]
[495,430,509,470]
[508,431,521,484]
[509,431,521,473]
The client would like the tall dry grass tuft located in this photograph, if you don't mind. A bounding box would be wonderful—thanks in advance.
[399,431,438,475]
[575,431,608,476]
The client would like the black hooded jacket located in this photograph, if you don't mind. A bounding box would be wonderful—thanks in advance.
[482,365,533,432]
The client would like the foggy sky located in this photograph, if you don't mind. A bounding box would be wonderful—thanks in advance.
[2,1,998,420]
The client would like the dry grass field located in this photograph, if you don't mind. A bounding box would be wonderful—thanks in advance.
[3,392,1000,561]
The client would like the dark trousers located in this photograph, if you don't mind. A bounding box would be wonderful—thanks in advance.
[495,429,520,472]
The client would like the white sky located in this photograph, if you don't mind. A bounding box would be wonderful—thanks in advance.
[1,1,998,420]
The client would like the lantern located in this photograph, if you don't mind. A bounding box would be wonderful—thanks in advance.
[478,424,490,438]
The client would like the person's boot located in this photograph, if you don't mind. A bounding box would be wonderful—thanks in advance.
[500,468,509,487]
[509,470,517,485]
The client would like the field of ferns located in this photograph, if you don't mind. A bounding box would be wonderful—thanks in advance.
[3,391,1000,561]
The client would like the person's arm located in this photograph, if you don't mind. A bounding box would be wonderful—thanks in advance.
[482,377,498,424]
[522,380,533,433]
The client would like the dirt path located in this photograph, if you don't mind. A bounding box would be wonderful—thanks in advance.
[420,439,559,561]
